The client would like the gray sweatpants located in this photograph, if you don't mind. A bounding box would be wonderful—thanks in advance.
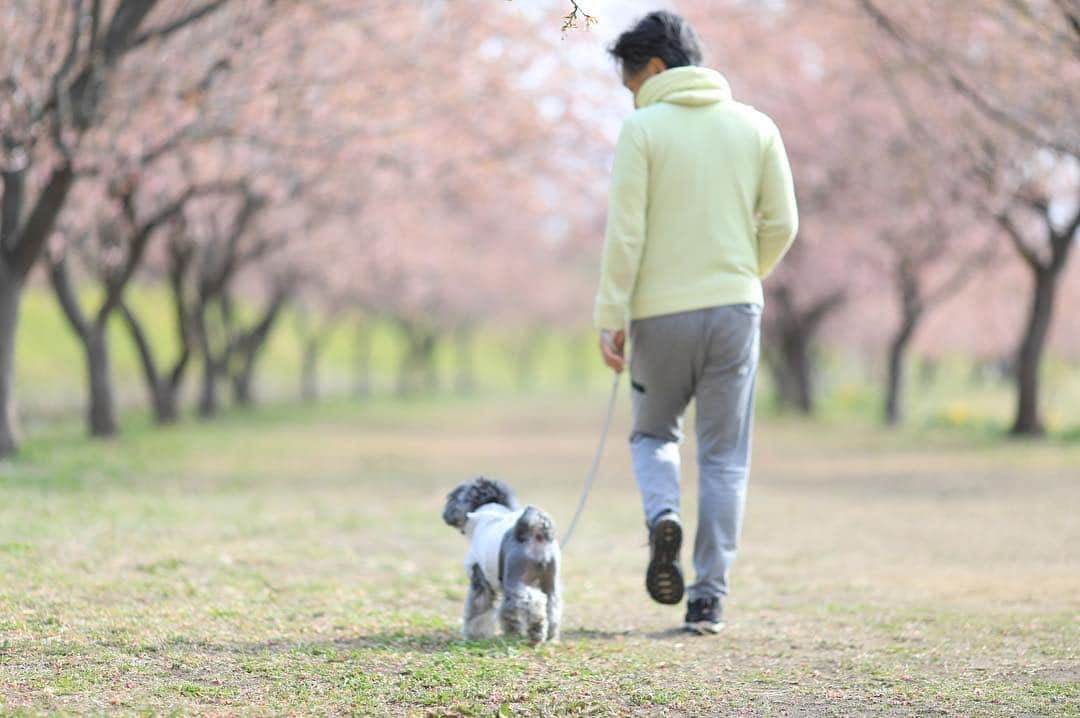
[628,303,761,601]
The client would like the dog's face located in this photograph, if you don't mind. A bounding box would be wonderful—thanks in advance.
[442,477,518,532]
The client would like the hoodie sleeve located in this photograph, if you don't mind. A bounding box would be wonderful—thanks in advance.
[594,118,649,331]
[755,121,799,279]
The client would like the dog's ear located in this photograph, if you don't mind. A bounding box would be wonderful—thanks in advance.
[442,484,468,529]
[469,476,519,511]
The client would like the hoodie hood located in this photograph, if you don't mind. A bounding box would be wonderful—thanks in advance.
[636,66,733,109]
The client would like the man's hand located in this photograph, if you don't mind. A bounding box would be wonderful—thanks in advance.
[599,329,626,373]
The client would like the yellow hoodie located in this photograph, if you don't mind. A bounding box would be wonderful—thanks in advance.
[594,66,799,331]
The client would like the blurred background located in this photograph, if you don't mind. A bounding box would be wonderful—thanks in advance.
[1,0,1078,455]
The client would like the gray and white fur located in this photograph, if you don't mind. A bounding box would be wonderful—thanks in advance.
[442,477,561,644]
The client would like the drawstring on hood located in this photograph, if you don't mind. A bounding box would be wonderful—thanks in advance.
[635,66,733,109]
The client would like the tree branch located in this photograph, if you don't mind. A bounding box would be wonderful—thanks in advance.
[562,1,597,32]
[101,0,159,62]
[1050,200,1080,273]
[805,290,848,331]
[89,0,104,55]
[0,170,26,258]
[1049,0,1080,52]
[234,233,287,270]
[119,300,162,391]
[166,239,196,388]
[128,0,232,50]
[37,0,87,160]
[199,189,268,299]
[230,281,292,357]
[997,210,1044,271]
[139,122,233,168]
[47,251,92,341]
[53,0,160,131]
[9,163,76,277]
[858,0,1078,155]
[924,235,999,307]
[98,188,197,322]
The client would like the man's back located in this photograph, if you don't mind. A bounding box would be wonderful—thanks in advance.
[594,66,798,331]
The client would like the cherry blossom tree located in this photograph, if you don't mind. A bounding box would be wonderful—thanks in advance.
[0,0,267,455]
[47,175,222,435]
[313,0,618,396]
[810,5,1001,425]
[856,0,1080,434]
[119,216,199,424]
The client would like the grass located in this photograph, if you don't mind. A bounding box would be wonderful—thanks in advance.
[1,394,1078,716]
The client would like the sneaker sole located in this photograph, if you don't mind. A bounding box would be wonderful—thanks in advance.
[683,620,725,635]
[646,518,684,605]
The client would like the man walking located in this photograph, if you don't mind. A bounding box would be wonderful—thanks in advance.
[594,11,798,634]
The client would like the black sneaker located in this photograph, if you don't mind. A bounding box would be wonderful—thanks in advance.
[684,596,724,634]
[645,512,684,605]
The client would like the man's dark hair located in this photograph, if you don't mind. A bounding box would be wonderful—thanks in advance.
[609,11,704,75]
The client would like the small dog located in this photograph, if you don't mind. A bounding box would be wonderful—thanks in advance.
[442,477,561,644]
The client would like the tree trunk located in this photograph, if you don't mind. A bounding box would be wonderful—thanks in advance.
[301,336,321,403]
[397,349,419,397]
[232,365,254,407]
[770,329,814,414]
[763,321,814,414]
[884,310,921,427]
[515,332,544,392]
[1011,269,1058,436]
[0,269,22,457]
[230,291,288,408]
[354,321,374,398]
[453,325,476,395]
[120,303,185,425]
[884,264,924,428]
[229,347,258,408]
[790,339,813,414]
[397,323,438,397]
[155,386,181,424]
[997,203,1078,436]
[48,255,119,438]
[764,288,846,416]
[195,306,221,419]
[420,332,439,394]
[85,327,118,437]
[917,356,938,389]
[199,362,220,417]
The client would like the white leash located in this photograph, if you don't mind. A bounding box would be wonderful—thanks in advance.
[560,370,621,549]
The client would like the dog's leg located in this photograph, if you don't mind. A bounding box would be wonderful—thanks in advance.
[527,594,548,646]
[499,587,527,638]
[542,562,561,643]
[503,587,547,645]
[462,564,497,640]
[545,586,561,642]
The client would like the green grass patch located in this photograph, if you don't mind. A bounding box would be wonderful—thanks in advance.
[2,395,1078,715]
